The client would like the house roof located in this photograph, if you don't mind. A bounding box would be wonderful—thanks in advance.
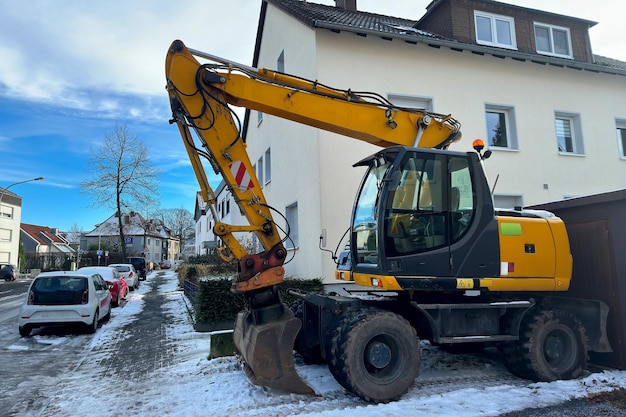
[0,187,23,207]
[261,0,626,76]
[86,212,154,237]
[21,223,69,245]
[266,0,424,35]
[85,212,177,240]
[21,223,74,254]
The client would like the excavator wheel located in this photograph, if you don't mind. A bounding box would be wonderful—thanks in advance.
[505,308,589,381]
[291,298,325,364]
[328,307,420,403]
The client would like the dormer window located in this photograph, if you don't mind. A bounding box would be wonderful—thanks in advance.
[474,11,517,50]
[534,22,572,59]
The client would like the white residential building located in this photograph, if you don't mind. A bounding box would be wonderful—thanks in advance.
[83,212,180,264]
[0,189,22,267]
[196,0,626,283]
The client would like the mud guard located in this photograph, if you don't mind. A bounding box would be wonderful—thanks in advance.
[233,307,316,395]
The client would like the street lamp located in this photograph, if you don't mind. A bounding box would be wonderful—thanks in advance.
[0,176,45,214]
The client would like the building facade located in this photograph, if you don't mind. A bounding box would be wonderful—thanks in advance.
[0,189,22,267]
[83,212,181,264]
[20,223,75,271]
[196,0,626,283]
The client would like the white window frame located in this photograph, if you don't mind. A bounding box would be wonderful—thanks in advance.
[277,50,285,73]
[555,112,584,155]
[257,156,264,186]
[387,93,433,111]
[285,202,299,249]
[264,148,271,184]
[474,11,517,50]
[493,194,523,210]
[534,22,573,59]
[616,120,626,160]
[0,228,12,242]
[485,104,518,150]
[0,203,13,219]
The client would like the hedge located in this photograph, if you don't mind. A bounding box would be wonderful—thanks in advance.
[192,276,324,325]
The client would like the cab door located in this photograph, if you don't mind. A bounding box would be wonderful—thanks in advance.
[377,148,500,278]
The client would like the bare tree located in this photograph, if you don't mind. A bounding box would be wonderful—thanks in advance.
[154,207,195,243]
[65,223,83,245]
[80,123,159,259]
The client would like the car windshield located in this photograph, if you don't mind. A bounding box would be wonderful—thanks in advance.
[31,276,88,305]
[113,266,130,272]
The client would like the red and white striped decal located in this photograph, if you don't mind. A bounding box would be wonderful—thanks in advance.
[229,161,254,190]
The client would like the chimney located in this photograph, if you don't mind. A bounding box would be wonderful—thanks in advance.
[335,0,356,11]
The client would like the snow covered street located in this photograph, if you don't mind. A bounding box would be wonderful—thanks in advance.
[3,270,625,416]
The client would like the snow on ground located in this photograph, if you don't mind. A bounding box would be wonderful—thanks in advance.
[44,271,626,416]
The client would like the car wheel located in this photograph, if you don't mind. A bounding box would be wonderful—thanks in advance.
[87,309,99,334]
[19,325,31,337]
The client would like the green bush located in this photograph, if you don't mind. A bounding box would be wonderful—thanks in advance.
[278,278,324,307]
[192,276,324,325]
[193,278,244,324]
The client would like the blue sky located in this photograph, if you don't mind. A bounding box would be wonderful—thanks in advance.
[1,0,624,233]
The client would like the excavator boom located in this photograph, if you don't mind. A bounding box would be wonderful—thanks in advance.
[165,39,459,396]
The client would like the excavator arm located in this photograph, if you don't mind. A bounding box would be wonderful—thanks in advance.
[165,39,461,395]
[166,39,461,287]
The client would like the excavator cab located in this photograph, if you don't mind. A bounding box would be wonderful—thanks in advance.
[345,146,501,288]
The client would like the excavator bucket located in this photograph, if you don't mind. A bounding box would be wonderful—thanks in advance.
[233,306,315,395]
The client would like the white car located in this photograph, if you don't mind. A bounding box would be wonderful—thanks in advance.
[108,263,139,290]
[18,271,112,337]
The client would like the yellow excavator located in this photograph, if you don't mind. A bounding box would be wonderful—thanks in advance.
[165,40,611,403]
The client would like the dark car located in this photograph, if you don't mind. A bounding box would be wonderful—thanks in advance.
[1,263,16,282]
[127,257,147,280]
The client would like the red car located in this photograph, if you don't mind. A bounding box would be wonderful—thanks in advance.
[77,266,127,307]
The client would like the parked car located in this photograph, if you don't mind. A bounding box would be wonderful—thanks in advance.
[160,260,172,269]
[78,266,127,307]
[1,263,16,282]
[18,270,112,336]
[108,263,139,290]
[127,257,147,280]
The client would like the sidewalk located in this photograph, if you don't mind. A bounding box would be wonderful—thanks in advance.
[33,270,213,417]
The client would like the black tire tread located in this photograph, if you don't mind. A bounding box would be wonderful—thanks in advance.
[328,307,420,403]
[510,308,588,381]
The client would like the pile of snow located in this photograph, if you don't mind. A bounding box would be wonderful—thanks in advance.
[38,271,626,416]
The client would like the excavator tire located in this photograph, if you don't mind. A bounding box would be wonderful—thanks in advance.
[505,308,588,382]
[328,307,420,403]
[291,299,325,364]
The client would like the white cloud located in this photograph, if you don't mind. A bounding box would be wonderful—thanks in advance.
[0,1,260,112]
[2,0,623,121]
